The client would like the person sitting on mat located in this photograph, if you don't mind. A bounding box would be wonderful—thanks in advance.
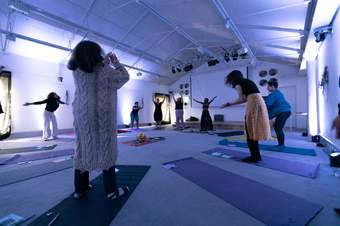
[193,96,217,131]
[221,70,271,163]
[263,78,291,146]
[153,95,165,128]
[23,92,67,141]
[130,99,144,129]
[68,40,130,200]
[172,93,184,130]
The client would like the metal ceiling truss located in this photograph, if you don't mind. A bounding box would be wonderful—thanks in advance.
[136,0,220,62]
[236,0,311,20]
[210,0,256,64]
[261,44,301,53]
[236,24,307,35]
[8,0,165,65]
[130,28,177,68]
[0,28,169,78]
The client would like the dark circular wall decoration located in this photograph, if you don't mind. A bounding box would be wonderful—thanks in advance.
[184,83,189,88]
[179,84,184,89]
[269,68,278,76]
[259,79,268,86]
[259,70,267,77]
[184,90,189,95]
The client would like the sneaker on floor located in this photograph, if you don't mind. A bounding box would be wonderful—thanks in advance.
[241,156,258,163]
[73,192,85,199]
[43,137,49,141]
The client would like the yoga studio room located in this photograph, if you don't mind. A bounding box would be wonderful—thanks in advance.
[1,0,340,225]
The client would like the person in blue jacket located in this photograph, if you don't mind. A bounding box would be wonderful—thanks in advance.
[263,78,291,146]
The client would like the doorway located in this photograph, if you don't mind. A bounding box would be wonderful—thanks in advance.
[0,70,11,140]
[154,93,171,124]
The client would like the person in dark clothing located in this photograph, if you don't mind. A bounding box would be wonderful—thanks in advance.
[193,96,217,131]
[153,95,165,128]
[23,92,67,140]
[130,99,143,129]
[221,70,271,163]
[173,93,184,130]
[263,78,291,146]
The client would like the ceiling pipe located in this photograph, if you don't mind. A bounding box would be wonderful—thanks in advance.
[7,0,165,65]
[0,29,169,78]
[210,0,256,65]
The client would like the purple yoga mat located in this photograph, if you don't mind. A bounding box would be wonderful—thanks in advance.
[164,158,322,226]
[0,149,74,165]
[203,147,320,179]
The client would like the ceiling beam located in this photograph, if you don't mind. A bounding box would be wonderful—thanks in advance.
[0,28,169,78]
[261,44,301,53]
[236,1,311,20]
[210,0,256,64]
[8,0,165,65]
[298,0,317,62]
[236,24,308,35]
[136,0,218,60]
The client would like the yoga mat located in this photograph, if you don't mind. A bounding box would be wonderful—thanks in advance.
[0,144,58,154]
[163,158,322,226]
[0,159,73,187]
[0,149,74,165]
[203,147,320,178]
[225,135,277,141]
[216,130,244,137]
[219,140,316,156]
[122,137,165,147]
[28,165,150,226]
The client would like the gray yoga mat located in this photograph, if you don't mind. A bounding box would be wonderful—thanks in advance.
[203,147,320,179]
[0,149,74,165]
[163,158,322,226]
[0,159,73,187]
[0,144,58,154]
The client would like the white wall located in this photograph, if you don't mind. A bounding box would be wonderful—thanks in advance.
[248,61,308,129]
[170,61,307,129]
[0,52,169,134]
[307,10,340,146]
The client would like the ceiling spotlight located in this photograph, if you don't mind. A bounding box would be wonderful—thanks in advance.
[176,66,182,73]
[136,72,142,77]
[238,47,248,59]
[207,59,219,67]
[172,66,176,74]
[231,52,238,61]
[183,64,193,72]
[224,53,230,62]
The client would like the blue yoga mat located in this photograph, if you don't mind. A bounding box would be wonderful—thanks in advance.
[203,147,320,178]
[216,130,244,137]
[163,158,322,226]
[219,139,316,156]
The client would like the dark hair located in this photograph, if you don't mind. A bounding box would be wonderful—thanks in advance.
[268,78,278,88]
[47,92,58,99]
[225,70,243,88]
[134,102,139,105]
[67,40,104,73]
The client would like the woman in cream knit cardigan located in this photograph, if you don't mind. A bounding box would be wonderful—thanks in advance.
[68,40,129,199]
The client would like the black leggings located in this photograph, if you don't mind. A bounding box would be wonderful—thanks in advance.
[74,167,117,195]
[245,122,261,160]
[273,111,291,146]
